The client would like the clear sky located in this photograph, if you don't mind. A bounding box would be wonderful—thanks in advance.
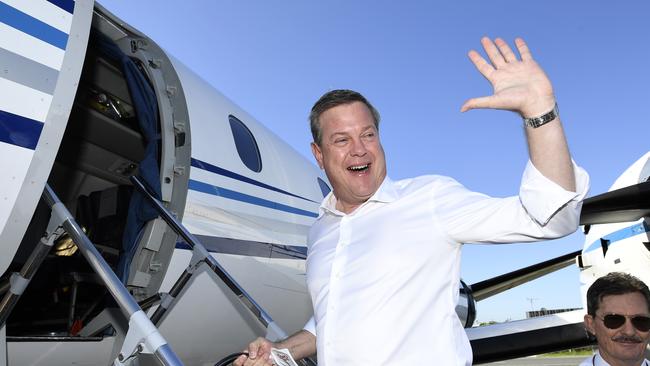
[97,0,650,323]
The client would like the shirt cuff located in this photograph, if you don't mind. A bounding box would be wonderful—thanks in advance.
[303,316,316,336]
[519,159,590,225]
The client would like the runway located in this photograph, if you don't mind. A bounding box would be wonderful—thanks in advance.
[484,356,585,366]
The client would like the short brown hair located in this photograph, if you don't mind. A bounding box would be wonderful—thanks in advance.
[309,89,380,146]
[587,272,650,316]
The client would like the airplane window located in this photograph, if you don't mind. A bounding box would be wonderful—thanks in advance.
[229,115,262,172]
[317,177,331,197]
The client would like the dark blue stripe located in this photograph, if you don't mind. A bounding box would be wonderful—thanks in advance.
[191,158,318,204]
[585,221,650,253]
[0,110,44,150]
[176,235,307,260]
[0,2,69,50]
[47,0,75,14]
[189,179,318,218]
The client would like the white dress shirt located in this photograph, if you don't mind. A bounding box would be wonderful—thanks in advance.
[304,161,589,365]
[579,352,650,366]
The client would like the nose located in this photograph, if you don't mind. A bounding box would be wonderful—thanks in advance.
[349,137,368,156]
[621,318,637,336]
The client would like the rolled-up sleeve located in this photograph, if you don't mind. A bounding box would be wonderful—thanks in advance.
[520,160,589,226]
[303,316,316,336]
[434,160,590,244]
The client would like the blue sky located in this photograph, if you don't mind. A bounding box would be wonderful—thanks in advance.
[97,1,650,323]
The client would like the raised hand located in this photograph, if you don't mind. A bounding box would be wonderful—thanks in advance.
[461,37,555,118]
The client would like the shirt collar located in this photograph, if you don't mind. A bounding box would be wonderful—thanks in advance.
[318,176,399,217]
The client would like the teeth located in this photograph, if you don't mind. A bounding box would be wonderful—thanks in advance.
[348,164,369,171]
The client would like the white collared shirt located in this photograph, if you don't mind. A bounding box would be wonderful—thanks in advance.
[304,161,589,365]
[579,351,650,366]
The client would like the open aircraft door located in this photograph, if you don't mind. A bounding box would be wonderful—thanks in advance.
[0,0,94,275]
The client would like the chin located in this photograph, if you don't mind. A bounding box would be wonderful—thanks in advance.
[612,348,645,361]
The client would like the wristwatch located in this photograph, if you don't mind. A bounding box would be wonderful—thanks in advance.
[523,103,559,128]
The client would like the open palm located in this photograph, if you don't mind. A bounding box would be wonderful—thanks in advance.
[461,37,555,118]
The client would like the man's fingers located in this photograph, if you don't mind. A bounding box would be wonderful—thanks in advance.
[249,340,262,359]
[467,50,494,80]
[480,36,506,68]
[461,95,509,112]
[461,96,490,112]
[234,354,247,366]
[515,37,533,61]
[494,38,517,63]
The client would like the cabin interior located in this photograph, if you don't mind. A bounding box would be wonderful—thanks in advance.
[5,29,154,339]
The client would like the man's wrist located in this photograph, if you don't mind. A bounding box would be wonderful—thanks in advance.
[523,103,559,129]
[520,96,556,119]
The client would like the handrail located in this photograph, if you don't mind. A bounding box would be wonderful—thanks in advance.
[43,184,183,366]
[130,176,318,366]
[129,176,274,329]
[0,229,56,327]
[44,185,140,316]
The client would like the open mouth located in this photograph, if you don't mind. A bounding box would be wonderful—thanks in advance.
[347,163,370,173]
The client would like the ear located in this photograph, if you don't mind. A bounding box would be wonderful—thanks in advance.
[311,142,324,169]
[584,314,595,335]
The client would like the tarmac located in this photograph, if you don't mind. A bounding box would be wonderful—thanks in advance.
[484,355,586,366]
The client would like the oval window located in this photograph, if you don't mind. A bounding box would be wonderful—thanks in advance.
[229,115,262,173]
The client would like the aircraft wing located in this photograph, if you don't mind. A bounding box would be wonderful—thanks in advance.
[580,180,650,225]
[469,250,580,301]
[468,309,592,363]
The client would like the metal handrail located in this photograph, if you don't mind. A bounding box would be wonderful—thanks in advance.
[43,185,183,366]
[130,176,274,329]
[130,176,318,366]
[0,231,56,327]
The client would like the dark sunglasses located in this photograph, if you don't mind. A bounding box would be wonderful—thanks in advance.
[596,313,650,332]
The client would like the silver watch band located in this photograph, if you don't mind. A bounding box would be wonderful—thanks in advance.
[523,103,559,128]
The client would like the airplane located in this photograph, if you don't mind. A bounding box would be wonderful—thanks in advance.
[467,151,650,363]
[0,1,321,365]
[0,0,648,365]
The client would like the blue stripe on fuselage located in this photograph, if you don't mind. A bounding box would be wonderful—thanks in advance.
[191,158,318,204]
[0,2,69,50]
[47,0,75,14]
[189,179,319,218]
[0,109,44,150]
[584,221,650,253]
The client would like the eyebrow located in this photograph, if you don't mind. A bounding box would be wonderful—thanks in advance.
[331,125,375,135]
[327,125,377,140]
[328,132,350,140]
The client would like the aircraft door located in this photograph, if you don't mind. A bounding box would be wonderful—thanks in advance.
[0,0,94,274]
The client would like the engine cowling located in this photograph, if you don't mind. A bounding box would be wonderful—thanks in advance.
[456,280,477,328]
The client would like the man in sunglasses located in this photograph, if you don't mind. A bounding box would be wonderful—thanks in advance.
[582,272,650,366]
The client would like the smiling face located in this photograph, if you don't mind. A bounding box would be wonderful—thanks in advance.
[584,292,650,366]
[311,101,386,214]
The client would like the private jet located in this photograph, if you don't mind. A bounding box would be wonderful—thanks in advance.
[1,1,648,365]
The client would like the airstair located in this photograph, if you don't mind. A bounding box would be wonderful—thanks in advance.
[0,180,316,365]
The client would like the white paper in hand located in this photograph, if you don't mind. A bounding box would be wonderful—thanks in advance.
[270,348,299,366]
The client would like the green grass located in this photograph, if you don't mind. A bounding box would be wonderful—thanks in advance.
[543,347,594,357]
